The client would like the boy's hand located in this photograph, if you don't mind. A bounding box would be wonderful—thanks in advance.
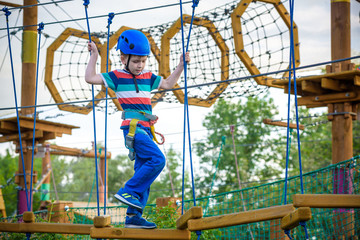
[87,41,99,56]
[179,52,190,66]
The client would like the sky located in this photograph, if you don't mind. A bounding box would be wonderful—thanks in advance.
[0,0,359,161]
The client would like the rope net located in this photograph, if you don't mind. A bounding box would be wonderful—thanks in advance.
[48,0,291,113]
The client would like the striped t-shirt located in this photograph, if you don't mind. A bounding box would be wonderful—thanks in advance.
[101,69,163,128]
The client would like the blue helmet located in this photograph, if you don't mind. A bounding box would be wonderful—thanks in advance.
[116,29,150,56]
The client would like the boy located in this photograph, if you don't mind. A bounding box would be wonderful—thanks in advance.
[85,29,190,229]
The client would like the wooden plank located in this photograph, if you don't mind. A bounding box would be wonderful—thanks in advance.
[0,222,92,235]
[263,119,305,130]
[90,227,191,240]
[293,194,360,208]
[301,80,325,94]
[281,207,311,230]
[176,206,203,230]
[187,204,294,231]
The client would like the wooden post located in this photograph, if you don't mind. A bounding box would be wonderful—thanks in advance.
[99,153,108,204]
[16,0,38,215]
[329,1,354,239]
[40,144,51,204]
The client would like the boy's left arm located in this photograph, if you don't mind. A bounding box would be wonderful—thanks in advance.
[159,52,190,90]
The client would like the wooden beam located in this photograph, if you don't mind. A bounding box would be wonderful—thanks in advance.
[355,75,360,86]
[321,77,342,91]
[281,207,311,230]
[301,80,325,94]
[93,215,111,228]
[176,206,203,230]
[298,92,357,106]
[0,222,92,235]
[49,144,111,159]
[0,130,43,143]
[187,204,294,231]
[90,227,191,240]
[0,121,18,132]
[0,1,22,8]
[263,119,305,130]
[293,194,360,208]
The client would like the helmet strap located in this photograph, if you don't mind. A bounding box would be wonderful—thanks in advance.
[125,54,140,93]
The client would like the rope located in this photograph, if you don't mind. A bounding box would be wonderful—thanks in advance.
[29,22,45,209]
[179,0,202,239]
[203,136,225,216]
[2,7,30,212]
[0,1,193,31]
[102,11,114,216]
[284,0,309,238]
[83,0,100,217]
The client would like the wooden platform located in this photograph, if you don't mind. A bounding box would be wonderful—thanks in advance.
[0,116,79,143]
[271,70,360,108]
[293,194,360,208]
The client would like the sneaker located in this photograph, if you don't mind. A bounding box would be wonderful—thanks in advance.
[125,215,157,229]
[114,188,143,210]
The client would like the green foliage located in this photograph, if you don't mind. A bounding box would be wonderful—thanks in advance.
[144,202,221,240]
[0,150,42,216]
[194,96,280,196]
[149,147,189,203]
[51,153,133,203]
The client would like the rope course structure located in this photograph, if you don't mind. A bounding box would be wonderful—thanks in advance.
[0,0,359,239]
[44,0,296,114]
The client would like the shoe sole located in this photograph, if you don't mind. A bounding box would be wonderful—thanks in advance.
[114,194,143,210]
[125,224,157,229]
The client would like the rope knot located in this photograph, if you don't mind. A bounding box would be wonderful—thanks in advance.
[192,0,200,8]
[107,12,115,27]
[2,7,11,17]
[83,0,90,7]
[37,22,44,34]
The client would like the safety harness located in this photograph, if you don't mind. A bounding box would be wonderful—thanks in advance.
[122,111,165,160]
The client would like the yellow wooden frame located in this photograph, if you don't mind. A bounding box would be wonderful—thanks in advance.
[231,0,300,88]
[45,28,103,114]
[161,14,229,107]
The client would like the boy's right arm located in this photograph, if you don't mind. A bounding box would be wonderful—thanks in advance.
[85,42,104,85]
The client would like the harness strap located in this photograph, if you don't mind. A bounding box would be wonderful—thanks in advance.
[123,111,165,160]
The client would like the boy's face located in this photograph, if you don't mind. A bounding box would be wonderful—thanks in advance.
[121,55,148,76]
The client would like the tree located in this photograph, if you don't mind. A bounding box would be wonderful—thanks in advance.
[194,96,280,196]
[148,146,188,203]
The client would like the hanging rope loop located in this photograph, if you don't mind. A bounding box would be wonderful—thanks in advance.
[37,22,44,34]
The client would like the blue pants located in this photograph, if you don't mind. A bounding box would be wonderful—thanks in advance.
[122,126,166,216]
